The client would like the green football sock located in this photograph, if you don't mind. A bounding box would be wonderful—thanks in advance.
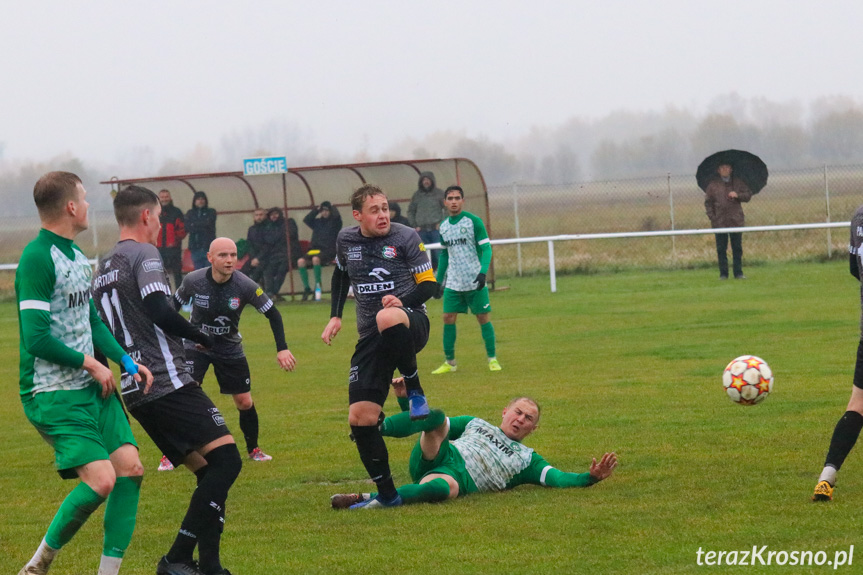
[443,323,456,361]
[299,267,310,289]
[45,482,106,550]
[369,477,451,504]
[397,478,451,504]
[481,322,496,358]
[381,410,446,438]
[102,476,142,558]
[313,264,322,285]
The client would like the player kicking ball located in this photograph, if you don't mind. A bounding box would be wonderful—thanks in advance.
[332,378,617,509]
[321,184,438,509]
[158,237,296,469]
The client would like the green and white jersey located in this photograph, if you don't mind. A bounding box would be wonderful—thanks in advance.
[439,211,490,292]
[16,229,95,395]
[451,417,536,492]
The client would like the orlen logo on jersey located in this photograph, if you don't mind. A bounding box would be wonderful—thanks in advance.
[356,281,394,294]
[203,316,232,335]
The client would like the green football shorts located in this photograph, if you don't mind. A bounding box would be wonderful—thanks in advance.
[408,437,476,496]
[442,286,491,315]
[22,385,137,479]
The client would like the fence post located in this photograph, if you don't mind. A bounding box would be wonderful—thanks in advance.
[667,172,676,261]
[824,164,832,258]
[514,182,522,276]
[548,240,557,293]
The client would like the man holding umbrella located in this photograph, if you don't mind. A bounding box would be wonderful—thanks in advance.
[699,150,767,280]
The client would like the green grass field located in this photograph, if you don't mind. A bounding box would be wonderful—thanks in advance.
[3,262,863,574]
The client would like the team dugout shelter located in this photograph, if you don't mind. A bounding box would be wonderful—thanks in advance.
[102,158,492,298]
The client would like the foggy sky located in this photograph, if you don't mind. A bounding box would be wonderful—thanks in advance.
[1,1,862,170]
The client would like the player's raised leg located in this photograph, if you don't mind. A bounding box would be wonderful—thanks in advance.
[377,307,429,419]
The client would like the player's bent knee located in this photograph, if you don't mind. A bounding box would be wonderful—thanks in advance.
[376,307,409,331]
[348,401,381,427]
[420,474,459,499]
[80,461,118,497]
[109,443,144,477]
[312,256,321,265]
[847,387,863,413]
[233,393,253,410]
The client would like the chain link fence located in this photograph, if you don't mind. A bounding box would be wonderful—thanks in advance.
[487,164,863,277]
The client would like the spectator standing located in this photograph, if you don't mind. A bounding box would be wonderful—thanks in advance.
[185,191,217,270]
[260,207,298,299]
[242,208,268,283]
[703,164,752,280]
[157,189,186,290]
[407,171,445,270]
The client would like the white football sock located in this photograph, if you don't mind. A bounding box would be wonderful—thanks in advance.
[819,465,837,486]
[97,555,123,575]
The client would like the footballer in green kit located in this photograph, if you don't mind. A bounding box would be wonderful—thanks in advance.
[432,185,500,374]
[16,172,152,575]
[332,378,618,509]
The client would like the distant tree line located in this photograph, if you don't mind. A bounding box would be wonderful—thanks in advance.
[3,93,863,210]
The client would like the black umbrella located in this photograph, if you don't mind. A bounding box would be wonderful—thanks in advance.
[696,149,768,194]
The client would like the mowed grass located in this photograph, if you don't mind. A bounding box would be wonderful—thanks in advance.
[1,261,862,574]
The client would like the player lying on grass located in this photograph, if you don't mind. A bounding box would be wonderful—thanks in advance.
[332,379,617,509]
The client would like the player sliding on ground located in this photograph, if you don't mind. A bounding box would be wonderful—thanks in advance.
[332,379,617,509]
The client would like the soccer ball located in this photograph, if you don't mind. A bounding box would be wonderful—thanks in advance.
[722,355,773,405]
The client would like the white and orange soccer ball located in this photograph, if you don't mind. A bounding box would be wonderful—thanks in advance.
[722,355,774,405]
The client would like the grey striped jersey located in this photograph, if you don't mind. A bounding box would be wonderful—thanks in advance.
[93,240,194,409]
[335,223,433,338]
[174,268,273,359]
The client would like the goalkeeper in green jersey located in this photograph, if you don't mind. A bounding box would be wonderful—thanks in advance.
[332,378,617,509]
[15,172,153,575]
[431,186,501,374]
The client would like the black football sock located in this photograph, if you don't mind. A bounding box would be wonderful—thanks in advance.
[168,444,241,572]
[350,424,397,500]
[824,411,863,472]
[381,324,424,396]
[238,404,260,453]
[197,444,242,574]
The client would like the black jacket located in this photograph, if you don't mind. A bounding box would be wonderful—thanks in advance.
[185,191,217,251]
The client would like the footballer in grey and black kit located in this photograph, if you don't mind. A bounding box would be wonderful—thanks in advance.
[175,265,291,459]
[324,184,438,509]
[93,239,226,456]
[97,184,242,575]
[333,222,435,404]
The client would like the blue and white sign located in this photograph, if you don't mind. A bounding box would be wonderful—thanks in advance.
[243,156,288,176]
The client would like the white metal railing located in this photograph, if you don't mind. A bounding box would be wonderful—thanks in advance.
[428,220,851,293]
[2,222,850,293]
